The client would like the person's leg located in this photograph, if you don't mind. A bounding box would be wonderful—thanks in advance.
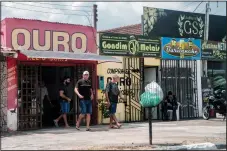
[62,102,70,128]
[110,103,121,128]
[109,103,115,128]
[109,115,114,128]
[85,100,92,130]
[76,100,86,129]
[53,102,64,127]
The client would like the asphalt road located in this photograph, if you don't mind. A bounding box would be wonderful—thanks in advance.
[1,119,226,150]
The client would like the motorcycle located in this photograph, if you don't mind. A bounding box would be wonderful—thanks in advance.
[203,89,227,120]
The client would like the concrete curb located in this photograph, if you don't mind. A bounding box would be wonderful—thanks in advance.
[156,143,226,150]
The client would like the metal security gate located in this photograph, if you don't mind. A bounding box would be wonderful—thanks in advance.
[161,60,199,119]
[124,57,144,122]
[18,64,42,130]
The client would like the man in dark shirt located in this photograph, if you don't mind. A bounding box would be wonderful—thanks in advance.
[53,77,71,128]
[74,71,93,131]
[162,91,178,121]
[105,75,125,129]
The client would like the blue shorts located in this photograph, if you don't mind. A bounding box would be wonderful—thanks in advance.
[60,101,70,113]
[80,100,92,114]
[109,102,117,115]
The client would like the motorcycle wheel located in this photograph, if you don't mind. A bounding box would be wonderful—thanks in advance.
[203,106,210,120]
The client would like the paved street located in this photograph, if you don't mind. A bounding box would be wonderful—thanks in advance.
[1,119,226,150]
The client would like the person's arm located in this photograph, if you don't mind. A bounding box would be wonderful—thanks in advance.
[45,88,50,101]
[164,96,168,102]
[45,88,52,105]
[90,88,94,100]
[119,90,125,100]
[59,90,71,101]
[105,83,110,104]
[74,81,84,99]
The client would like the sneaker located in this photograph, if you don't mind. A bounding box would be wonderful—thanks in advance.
[53,120,59,127]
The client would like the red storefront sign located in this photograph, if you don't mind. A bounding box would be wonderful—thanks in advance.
[2,18,97,112]
[3,18,97,53]
[7,58,17,110]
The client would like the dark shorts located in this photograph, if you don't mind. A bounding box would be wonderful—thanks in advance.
[109,102,117,115]
[60,101,70,113]
[80,100,92,114]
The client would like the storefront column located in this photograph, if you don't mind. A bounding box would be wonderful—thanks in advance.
[0,58,8,131]
[6,58,18,131]
[197,60,203,117]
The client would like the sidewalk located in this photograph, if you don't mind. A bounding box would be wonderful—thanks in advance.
[1,119,226,150]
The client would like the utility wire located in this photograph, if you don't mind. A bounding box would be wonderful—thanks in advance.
[36,2,93,8]
[193,2,203,12]
[13,2,92,14]
[2,4,92,16]
[144,2,200,27]
[2,3,98,47]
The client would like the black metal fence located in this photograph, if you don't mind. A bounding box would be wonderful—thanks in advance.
[18,64,42,130]
[160,60,199,119]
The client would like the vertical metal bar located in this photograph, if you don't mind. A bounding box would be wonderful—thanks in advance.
[148,107,152,145]
[165,60,167,94]
[177,60,181,119]
[140,58,144,121]
[40,65,42,128]
[195,61,198,117]
[127,58,131,122]
[123,58,127,122]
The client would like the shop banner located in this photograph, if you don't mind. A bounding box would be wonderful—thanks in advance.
[202,40,226,61]
[161,37,201,60]
[7,58,18,110]
[99,32,161,57]
[143,7,226,42]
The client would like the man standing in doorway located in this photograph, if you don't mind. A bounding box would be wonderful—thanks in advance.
[105,75,124,129]
[36,81,53,126]
[36,81,52,113]
[53,77,71,128]
[74,71,93,131]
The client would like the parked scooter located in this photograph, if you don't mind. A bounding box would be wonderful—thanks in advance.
[203,89,227,120]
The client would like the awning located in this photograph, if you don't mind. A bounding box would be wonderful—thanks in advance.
[18,50,122,63]
[0,46,17,58]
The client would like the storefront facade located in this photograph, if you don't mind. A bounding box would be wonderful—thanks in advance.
[96,26,161,124]
[0,18,119,131]
[142,6,226,119]
[201,40,226,115]
[96,7,226,123]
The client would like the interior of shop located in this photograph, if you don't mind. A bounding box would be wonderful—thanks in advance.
[41,66,75,127]
[17,64,94,130]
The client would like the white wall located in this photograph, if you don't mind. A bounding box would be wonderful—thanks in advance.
[197,60,203,117]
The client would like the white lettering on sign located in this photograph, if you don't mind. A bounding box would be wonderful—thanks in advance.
[11,29,87,53]
[183,20,199,35]
[33,30,51,51]
[178,15,204,38]
[12,29,30,50]
[53,31,70,52]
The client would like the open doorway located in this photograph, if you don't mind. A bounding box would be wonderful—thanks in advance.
[18,63,96,130]
[41,66,75,127]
